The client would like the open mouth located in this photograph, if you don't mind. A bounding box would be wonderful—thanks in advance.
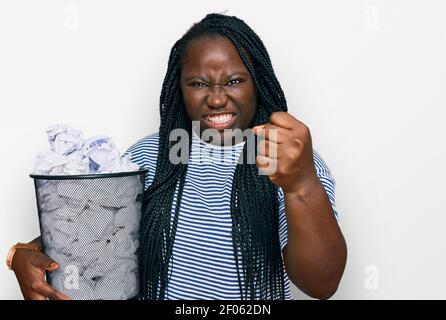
[202,112,236,130]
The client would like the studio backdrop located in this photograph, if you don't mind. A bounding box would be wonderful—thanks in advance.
[1,0,445,299]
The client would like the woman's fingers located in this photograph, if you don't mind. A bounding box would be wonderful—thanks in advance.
[253,124,291,144]
[30,255,69,299]
[257,139,278,159]
[39,283,70,300]
[256,155,278,176]
[13,249,68,300]
[29,279,70,300]
[25,292,48,300]
[31,252,60,272]
[22,292,40,301]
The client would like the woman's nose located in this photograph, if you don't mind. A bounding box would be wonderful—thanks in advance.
[206,86,228,109]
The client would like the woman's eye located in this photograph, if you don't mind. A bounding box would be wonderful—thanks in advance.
[227,79,242,86]
[192,82,207,88]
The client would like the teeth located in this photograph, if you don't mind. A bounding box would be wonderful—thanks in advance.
[206,113,233,124]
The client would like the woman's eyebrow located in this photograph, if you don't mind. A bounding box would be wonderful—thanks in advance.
[183,76,208,82]
[229,71,250,78]
[183,71,250,82]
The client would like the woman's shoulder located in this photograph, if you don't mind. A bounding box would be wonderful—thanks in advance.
[127,132,160,151]
[124,132,160,190]
[126,132,159,155]
[125,132,160,168]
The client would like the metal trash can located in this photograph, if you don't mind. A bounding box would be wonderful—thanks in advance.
[30,169,148,300]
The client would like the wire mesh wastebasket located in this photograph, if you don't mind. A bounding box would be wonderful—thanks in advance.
[30,169,148,300]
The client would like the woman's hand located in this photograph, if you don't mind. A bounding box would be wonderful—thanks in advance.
[12,248,70,300]
[253,111,318,195]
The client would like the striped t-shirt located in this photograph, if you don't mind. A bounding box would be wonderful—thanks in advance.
[126,131,338,300]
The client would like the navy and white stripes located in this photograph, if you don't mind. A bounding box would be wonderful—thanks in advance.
[125,132,338,300]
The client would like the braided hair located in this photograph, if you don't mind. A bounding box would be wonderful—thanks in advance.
[139,13,288,300]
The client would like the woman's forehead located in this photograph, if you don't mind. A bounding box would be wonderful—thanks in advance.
[181,36,249,74]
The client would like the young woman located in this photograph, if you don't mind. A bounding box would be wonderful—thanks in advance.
[9,13,346,300]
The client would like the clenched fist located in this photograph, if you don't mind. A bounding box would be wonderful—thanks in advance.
[253,111,318,195]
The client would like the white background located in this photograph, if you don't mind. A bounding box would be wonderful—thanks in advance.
[1,0,445,299]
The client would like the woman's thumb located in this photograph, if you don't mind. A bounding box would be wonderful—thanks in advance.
[35,254,60,272]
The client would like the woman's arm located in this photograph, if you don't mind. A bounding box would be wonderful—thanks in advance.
[253,111,347,299]
[282,173,346,299]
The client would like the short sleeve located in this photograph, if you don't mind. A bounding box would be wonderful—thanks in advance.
[278,150,339,250]
[123,132,159,191]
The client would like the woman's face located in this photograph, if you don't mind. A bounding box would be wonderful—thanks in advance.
[180,35,258,145]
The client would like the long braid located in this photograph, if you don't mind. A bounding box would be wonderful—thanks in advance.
[139,13,288,300]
